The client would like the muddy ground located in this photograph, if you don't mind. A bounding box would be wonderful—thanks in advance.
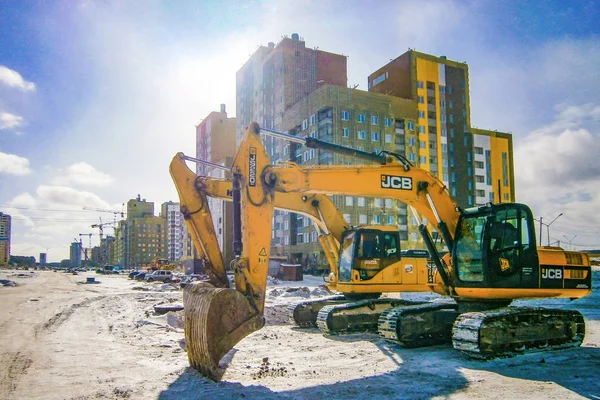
[0,269,598,400]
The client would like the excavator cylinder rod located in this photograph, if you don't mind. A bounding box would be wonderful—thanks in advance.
[183,282,264,381]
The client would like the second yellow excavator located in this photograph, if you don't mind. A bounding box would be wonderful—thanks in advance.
[170,122,592,381]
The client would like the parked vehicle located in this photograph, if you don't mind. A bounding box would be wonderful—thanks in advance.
[128,271,141,279]
[145,270,173,283]
[134,272,147,281]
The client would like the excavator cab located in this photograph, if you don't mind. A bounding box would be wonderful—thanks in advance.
[452,202,540,289]
[338,227,401,282]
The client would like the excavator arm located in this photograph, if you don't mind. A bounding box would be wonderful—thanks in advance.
[170,152,348,281]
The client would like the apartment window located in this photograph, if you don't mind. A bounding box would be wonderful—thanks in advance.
[449,114,454,123]
[504,193,509,200]
[475,161,484,169]
[303,151,308,162]
[440,100,446,108]
[345,196,354,206]
[467,152,472,162]
[343,127,350,138]
[442,143,448,152]
[385,118,393,127]
[311,231,318,242]
[358,113,365,123]
[441,114,446,123]
[372,132,380,141]
[451,172,456,183]
[358,197,366,207]
[341,111,349,121]
[418,110,425,119]
[359,214,367,224]
[297,233,304,243]
[408,137,416,146]
[310,114,316,126]
[449,100,453,109]
[417,80,424,88]
[420,156,427,164]
[476,190,485,197]
[418,96,424,104]
[418,126,425,134]
[408,153,416,162]
[371,115,379,125]
[304,217,310,227]
[343,214,352,224]
[475,147,484,154]
[284,220,289,230]
[468,181,473,190]
[385,133,393,143]
[439,85,445,94]
[387,215,395,225]
[407,121,415,130]
[385,199,393,208]
[419,140,426,149]
[302,119,308,130]
[358,130,366,140]
[374,198,382,207]
[476,175,485,183]
[373,215,381,224]
[411,232,419,242]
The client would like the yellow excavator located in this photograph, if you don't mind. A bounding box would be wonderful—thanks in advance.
[170,122,592,380]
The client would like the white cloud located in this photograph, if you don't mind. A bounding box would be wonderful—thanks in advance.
[0,65,36,91]
[36,185,112,209]
[514,103,600,246]
[7,192,37,208]
[0,111,24,130]
[52,162,114,187]
[0,151,31,175]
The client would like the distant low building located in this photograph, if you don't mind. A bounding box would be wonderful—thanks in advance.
[0,212,10,266]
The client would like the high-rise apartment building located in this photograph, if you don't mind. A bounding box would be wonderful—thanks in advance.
[161,201,183,262]
[236,38,514,265]
[193,105,237,268]
[236,33,347,140]
[0,213,10,266]
[114,195,166,267]
[368,50,513,206]
[70,241,82,268]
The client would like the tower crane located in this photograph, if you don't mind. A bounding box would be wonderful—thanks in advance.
[78,233,96,261]
[83,206,126,224]
[91,218,119,239]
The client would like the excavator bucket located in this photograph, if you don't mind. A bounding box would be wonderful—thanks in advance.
[170,122,274,380]
[183,283,264,379]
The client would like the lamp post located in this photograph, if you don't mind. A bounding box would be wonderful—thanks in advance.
[546,213,563,246]
[563,234,577,250]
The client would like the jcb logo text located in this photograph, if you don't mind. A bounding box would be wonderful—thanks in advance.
[542,268,562,279]
[381,175,412,190]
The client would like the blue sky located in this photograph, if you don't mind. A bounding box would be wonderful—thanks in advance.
[1,0,599,261]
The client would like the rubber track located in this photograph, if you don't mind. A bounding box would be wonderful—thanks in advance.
[378,302,458,347]
[452,307,585,359]
[316,299,423,334]
[286,295,346,327]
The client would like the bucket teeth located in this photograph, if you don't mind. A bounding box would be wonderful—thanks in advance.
[184,282,264,380]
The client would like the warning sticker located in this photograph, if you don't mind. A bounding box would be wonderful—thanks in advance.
[259,248,267,256]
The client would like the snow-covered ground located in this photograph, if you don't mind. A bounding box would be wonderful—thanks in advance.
[0,269,598,399]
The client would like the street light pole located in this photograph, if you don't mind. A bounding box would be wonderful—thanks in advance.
[546,213,563,246]
[563,234,577,250]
